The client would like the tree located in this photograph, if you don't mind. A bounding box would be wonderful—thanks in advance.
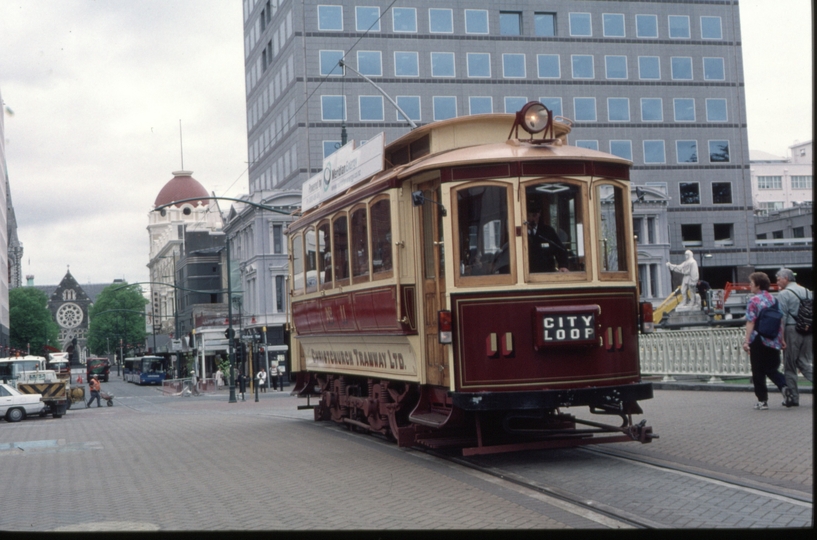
[9,287,60,355]
[86,282,148,356]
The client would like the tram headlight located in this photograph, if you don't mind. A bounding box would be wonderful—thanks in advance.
[438,310,452,344]
[517,102,551,135]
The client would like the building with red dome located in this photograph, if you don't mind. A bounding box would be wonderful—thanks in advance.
[147,170,224,370]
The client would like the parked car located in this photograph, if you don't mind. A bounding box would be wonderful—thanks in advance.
[0,383,45,422]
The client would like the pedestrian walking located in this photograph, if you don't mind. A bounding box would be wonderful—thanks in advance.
[87,376,102,408]
[775,268,813,407]
[742,272,787,410]
[270,360,279,391]
[237,370,247,401]
[256,368,267,393]
[215,368,225,391]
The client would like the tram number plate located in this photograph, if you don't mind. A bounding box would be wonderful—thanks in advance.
[533,305,600,349]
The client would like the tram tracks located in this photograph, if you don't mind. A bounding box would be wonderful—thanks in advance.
[580,445,813,505]
[418,444,812,529]
[431,450,664,529]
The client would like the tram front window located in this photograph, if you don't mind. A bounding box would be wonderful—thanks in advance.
[457,185,510,276]
[525,182,584,274]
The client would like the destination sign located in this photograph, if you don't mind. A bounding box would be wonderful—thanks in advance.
[301,133,385,211]
[532,305,601,349]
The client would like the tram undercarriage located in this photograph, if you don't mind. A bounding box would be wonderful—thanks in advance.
[297,373,657,456]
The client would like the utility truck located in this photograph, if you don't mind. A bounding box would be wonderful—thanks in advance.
[0,356,69,418]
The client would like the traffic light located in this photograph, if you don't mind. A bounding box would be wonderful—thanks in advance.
[235,343,244,364]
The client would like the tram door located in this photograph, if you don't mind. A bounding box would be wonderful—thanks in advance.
[417,181,449,387]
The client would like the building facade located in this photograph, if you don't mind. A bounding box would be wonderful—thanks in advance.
[749,141,813,214]
[147,170,225,343]
[32,271,111,363]
[222,190,300,373]
[242,1,762,284]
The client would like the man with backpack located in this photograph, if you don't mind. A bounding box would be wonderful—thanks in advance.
[775,268,813,408]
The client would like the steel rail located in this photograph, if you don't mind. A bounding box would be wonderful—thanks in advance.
[580,446,813,505]
[432,451,662,529]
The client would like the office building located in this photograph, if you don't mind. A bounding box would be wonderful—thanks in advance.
[241,1,808,291]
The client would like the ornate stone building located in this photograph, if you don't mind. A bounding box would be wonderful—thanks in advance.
[31,270,108,364]
[147,170,224,339]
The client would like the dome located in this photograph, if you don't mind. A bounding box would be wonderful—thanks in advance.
[154,170,209,208]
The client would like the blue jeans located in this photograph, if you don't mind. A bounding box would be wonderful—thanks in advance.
[88,390,101,407]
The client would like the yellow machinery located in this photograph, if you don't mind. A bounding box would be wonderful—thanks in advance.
[652,286,683,324]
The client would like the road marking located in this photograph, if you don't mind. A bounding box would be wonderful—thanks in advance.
[0,439,102,456]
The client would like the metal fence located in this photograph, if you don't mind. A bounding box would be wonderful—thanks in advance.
[640,328,750,382]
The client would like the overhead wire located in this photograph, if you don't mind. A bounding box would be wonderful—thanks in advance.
[216,0,400,199]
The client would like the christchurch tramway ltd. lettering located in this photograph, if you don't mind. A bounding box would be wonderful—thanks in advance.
[310,348,407,370]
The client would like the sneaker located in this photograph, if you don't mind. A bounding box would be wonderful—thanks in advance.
[754,401,769,410]
[782,387,795,408]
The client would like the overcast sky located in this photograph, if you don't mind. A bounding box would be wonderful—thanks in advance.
[1,0,812,287]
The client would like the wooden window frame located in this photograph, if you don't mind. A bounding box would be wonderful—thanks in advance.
[594,180,632,281]
[522,178,591,284]
[369,194,394,281]
[451,181,516,288]
[350,204,371,285]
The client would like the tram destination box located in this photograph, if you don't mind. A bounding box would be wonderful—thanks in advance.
[532,305,601,350]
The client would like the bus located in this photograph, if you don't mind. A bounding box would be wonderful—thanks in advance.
[287,104,655,455]
[123,356,167,385]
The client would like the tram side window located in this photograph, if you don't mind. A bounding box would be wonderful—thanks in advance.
[318,221,332,287]
[333,214,350,283]
[457,185,510,276]
[596,184,629,273]
[351,207,369,280]
[292,233,304,293]
[370,197,392,275]
[524,182,584,274]
[305,228,318,293]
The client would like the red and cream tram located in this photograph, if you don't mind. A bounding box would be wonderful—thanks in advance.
[288,103,656,455]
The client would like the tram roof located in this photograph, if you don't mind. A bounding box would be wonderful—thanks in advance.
[291,114,631,229]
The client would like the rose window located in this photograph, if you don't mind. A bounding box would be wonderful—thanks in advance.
[57,303,83,328]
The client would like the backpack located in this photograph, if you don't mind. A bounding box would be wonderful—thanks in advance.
[791,290,813,336]
[755,298,784,339]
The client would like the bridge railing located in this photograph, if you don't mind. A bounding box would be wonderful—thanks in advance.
[639,328,750,382]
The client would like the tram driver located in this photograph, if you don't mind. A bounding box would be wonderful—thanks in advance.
[526,198,569,273]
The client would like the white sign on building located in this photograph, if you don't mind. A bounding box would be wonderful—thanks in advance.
[302,133,385,211]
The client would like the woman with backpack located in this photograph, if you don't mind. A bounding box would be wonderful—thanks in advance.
[742,272,787,410]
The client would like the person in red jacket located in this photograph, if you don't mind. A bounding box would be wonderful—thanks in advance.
[87,376,102,408]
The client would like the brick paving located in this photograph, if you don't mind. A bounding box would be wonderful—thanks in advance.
[0,382,811,531]
[0,383,598,532]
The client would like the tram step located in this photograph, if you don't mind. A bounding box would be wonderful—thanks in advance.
[409,411,452,427]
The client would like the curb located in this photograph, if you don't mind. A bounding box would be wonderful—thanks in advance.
[650,381,812,393]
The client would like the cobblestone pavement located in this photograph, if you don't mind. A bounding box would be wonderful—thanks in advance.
[464,388,812,528]
[0,382,811,531]
[0,382,609,532]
